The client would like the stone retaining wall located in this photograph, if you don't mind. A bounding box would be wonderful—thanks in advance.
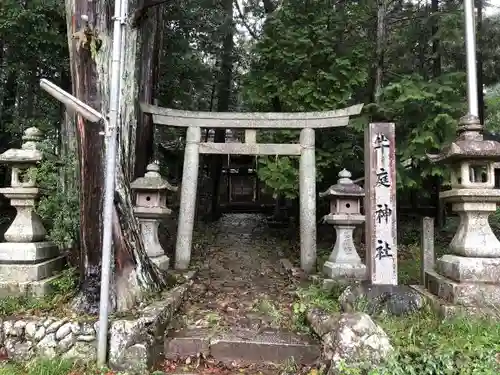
[0,272,195,373]
[1,317,97,361]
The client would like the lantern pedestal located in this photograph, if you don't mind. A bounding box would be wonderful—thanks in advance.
[422,189,500,312]
[0,128,65,297]
[320,169,366,282]
[323,214,366,280]
[133,207,171,271]
[412,114,500,318]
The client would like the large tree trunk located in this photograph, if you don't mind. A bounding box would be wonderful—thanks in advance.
[65,0,167,314]
[374,0,386,104]
[210,0,235,221]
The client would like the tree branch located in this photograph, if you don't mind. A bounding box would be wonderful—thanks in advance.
[131,0,170,27]
[234,0,258,39]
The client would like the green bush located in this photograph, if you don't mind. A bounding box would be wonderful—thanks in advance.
[30,139,79,249]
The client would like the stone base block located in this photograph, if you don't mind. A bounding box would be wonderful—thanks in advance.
[426,270,500,306]
[0,274,63,298]
[0,241,59,262]
[0,255,65,283]
[150,255,169,271]
[437,254,500,283]
[323,261,366,281]
[410,285,499,320]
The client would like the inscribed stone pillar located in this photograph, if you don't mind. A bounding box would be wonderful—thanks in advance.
[0,127,64,296]
[364,123,398,285]
[420,217,435,285]
[175,126,201,270]
[299,127,317,273]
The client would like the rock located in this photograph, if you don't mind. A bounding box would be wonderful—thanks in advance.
[43,318,55,328]
[4,320,22,336]
[34,326,46,341]
[13,320,26,330]
[58,333,75,352]
[46,319,66,334]
[37,333,57,358]
[322,312,393,371]
[81,323,95,336]
[62,342,97,361]
[120,343,150,373]
[77,335,96,342]
[306,308,341,337]
[5,338,33,361]
[339,283,425,316]
[55,323,72,340]
[4,337,20,357]
[108,319,153,370]
[69,322,81,335]
[25,322,37,338]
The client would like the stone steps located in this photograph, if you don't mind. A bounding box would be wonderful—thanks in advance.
[425,270,500,306]
[164,328,320,365]
[410,285,498,319]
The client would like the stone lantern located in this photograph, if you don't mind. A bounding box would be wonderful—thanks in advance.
[319,169,366,280]
[0,127,64,296]
[131,162,177,271]
[422,114,500,315]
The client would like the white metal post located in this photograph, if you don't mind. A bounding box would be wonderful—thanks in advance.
[464,0,478,117]
[97,0,127,366]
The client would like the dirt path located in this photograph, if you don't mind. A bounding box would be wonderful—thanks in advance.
[158,214,320,374]
[171,214,301,333]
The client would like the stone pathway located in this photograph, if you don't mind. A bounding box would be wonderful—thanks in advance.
[160,214,319,374]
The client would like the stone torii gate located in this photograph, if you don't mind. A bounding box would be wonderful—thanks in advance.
[141,103,363,272]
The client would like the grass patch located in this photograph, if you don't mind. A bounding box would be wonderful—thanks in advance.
[368,309,500,374]
[0,267,79,318]
[292,284,342,332]
[0,358,109,375]
[254,298,282,326]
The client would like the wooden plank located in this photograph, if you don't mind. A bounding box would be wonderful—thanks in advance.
[199,142,301,155]
[140,103,363,129]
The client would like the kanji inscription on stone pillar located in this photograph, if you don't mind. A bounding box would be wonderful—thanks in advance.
[364,123,398,285]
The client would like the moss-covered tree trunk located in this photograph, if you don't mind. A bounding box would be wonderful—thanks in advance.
[65,0,167,314]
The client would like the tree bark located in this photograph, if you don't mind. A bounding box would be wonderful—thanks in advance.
[65,0,167,314]
[134,4,163,178]
[210,0,234,221]
[374,0,386,104]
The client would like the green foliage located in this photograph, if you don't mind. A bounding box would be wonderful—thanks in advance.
[257,156,298,199]
[485,83,500,132]
[292,284,341,332]
[244,0,372,196]
[30,139,80,249]
[371,311,500,375]
[377,73,465,190]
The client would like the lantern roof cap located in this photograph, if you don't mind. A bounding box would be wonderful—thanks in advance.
[319,169,364,198]
[0,127,44,165]
[131,162,177,191]
[428,114,500,163]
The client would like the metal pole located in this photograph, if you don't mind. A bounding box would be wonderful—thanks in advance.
[464,0,478,117]
[97,0,127,366]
